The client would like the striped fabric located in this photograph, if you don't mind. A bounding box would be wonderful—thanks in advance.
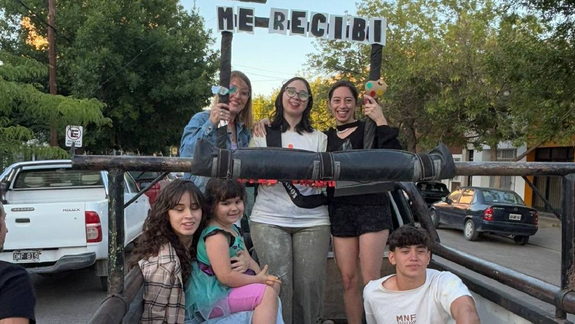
[139,243,186,324]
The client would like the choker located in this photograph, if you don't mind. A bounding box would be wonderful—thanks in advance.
[336,120,360,133]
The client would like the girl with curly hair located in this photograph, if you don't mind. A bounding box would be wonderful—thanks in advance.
[131,180,206,323]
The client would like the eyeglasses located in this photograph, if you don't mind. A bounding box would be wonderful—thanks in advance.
[229,85,251,99]
[285,87,310,101]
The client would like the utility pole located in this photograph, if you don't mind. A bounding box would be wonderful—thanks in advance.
[48,0,58,146]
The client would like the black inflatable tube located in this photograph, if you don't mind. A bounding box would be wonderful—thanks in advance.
[191,139,456,182]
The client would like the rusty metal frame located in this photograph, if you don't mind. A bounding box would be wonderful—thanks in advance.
[75,155,575,322]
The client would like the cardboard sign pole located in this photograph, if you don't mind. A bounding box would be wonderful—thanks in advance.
[217,31,233,149]
[364,44,383,149]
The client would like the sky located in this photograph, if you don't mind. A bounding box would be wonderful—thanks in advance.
[180,0,360,97]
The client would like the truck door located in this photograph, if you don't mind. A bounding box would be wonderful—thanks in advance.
[123,173,147,245]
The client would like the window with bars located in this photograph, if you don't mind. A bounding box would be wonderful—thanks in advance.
[490,149,517,190]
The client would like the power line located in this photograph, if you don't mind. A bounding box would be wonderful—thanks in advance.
[234,63,294,77]
[234,70,284,80]
[15,0,72,43]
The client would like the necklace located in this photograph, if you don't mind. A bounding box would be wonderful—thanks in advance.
[336,120,359,134]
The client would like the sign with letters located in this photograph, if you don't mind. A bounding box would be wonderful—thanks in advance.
[217,6,386,45]
[65,125,83,148]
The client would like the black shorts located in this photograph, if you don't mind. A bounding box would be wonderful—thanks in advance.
[329,199,392,237]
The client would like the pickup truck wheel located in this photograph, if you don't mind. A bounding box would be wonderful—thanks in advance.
[513,235,529,246]
[100,276,108,291]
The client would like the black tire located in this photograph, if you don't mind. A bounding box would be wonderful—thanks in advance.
[464,219,479,241]
[514,235,529,246]
[100,276,108,292]
[430,209,440,228]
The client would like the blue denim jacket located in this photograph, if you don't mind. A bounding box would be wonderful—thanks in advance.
[179,111,251,192]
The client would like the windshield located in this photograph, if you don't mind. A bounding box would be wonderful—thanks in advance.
[481,189,525,205]
[13,169,103,189]
[417,182,449,193]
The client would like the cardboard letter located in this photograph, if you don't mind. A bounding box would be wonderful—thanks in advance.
[238,7,255,34]
[309,12,328,38]
[290,10,308,37]
[328,14,345,41]
[369,18,386,45]
[270,8,288,35]
[217,6,234,32]
[350,16,367,43]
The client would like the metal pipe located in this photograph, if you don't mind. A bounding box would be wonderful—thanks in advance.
[88,268,144,324]
[72,155,575,176]
[397,182,440,243]
[124,172,169,209]
[560,174,575,316]
[107,169,125,295]
[432,243,560,304]
[522,175,562,220]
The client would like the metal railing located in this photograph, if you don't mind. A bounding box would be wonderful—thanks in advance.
[72,155,575,323]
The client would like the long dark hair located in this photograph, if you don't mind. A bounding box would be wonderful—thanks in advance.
[131,180,207,283]
[204,178,246,223]
[270,77,314,134]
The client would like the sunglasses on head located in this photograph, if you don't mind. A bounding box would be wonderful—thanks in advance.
[285,87,310,101]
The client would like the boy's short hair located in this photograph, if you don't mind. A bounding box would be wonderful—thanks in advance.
[388,225,432,251]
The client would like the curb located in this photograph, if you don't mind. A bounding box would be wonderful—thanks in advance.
[538,213,561,228]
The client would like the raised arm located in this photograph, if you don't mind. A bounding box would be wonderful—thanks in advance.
[180,104,233,158]
[451,296,480,324]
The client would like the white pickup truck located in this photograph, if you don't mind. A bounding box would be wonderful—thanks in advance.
[0,160,150,290]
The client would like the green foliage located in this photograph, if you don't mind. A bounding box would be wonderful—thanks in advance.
[0,51,108,166]
[0,0,218,154]
[308,0,575,152]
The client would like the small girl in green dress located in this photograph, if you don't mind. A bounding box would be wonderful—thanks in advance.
[186,178,281,323]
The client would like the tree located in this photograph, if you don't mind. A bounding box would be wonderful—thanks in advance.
[0,51,108,167]
[0,0,218,154]
[308,0,573,157]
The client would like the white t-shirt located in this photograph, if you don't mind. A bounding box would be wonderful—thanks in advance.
[248,130,329,228]
[363,269,473,324]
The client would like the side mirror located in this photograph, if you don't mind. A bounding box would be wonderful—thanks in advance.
[0,182,8,204]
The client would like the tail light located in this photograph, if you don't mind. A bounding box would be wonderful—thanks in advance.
[533,211,539,225]
[85,211,103,243]
[483,206,494,221]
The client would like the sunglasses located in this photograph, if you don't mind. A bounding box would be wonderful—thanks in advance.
[285,87,310,101]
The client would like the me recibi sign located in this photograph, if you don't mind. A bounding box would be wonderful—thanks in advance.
[65,125,83,148]
[217,6,386,45]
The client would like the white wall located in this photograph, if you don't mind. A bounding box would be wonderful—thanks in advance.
[464,143,527,200]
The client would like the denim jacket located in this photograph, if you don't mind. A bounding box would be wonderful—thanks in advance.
[179,111,251,192]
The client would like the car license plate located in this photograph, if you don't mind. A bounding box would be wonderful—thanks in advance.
[13,251,41,262]
[509,213,522,221]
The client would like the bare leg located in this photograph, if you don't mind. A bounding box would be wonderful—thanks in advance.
[252,286,279,324]
[333,236,362,324]
[359,229,389,285]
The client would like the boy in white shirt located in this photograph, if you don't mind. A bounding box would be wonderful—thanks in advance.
[363,225,480,324]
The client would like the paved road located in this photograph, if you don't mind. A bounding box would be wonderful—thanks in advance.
[32,268,106,323]
[435,216,562,286]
